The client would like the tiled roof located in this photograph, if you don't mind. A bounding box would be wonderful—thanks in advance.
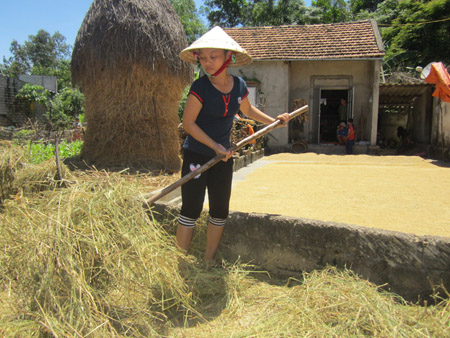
[224,20,385,61]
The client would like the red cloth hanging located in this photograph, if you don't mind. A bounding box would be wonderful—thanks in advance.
[425,62,450,103]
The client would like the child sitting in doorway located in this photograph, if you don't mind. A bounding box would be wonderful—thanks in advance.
[336,122,347,145]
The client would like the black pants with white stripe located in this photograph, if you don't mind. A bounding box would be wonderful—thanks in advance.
[179,149,233,226]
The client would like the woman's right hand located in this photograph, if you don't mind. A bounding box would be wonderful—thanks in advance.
[214,143,234,162]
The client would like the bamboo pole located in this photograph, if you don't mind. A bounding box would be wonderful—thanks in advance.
[145,105,309,205]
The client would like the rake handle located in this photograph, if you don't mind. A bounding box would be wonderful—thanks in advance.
[145,105,309,205]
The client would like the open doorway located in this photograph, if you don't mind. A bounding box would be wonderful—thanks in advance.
[319,89,349,143]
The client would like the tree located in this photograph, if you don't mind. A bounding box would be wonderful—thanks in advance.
[204,0,308,27]
[304,6,328,24]
[310,0,350,23]
[204,0,249,27]
[362,0,450,71]
[170,0,206,43]
[349,0,384,16]
[1,30,71,89]
[275,0,308,25]
[246,0,275,26]
[355,0,401,23]
[389,0,449,67]
[247,0,308,26]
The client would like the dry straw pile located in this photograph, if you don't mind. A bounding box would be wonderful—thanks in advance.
[0,145,449,337]
[72,0,192,171]
[0,141,23,203]
[0,166,193,336]
[0,140,72,203]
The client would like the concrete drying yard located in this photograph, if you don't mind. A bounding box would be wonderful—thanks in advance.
[230,153,450,238]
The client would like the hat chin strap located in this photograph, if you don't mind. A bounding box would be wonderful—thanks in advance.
[197,53,235,78]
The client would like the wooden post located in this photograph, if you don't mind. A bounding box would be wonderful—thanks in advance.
[54,134,62,181]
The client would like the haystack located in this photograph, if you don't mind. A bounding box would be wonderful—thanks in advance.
[72,0,192,171]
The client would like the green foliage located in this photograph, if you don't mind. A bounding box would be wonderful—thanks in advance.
[247,0,273,26]
[375,0,450,70]
[15,84,51,119]
[246,0,308,26]
[170,0,206,43]
[44,109,72,130]
[203,0,349,27]
[275,0,308,25]
[204,0,249,27]
[46,87,85,130]
[363,0,401,23]
[349,0,384,15]
[178,70,200,122]
[1,29,72,89]
[11,130,83,164]
[27,142,56,164]
[16,83,51,107]
[178,85,190,121]
[16,84,85,130]
[25,140,83,164]
[12,129,36,145]
[311,0,350,23]
[78,113,86,124]
[57,140,83,159]
[51,87,85,120]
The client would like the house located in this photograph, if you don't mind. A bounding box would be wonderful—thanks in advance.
[224,20,385,151]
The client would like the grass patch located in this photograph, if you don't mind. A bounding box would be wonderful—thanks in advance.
[25,140,83,164]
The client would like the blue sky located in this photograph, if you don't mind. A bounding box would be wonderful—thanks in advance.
[1,0,312,61]
[0,0,93,60]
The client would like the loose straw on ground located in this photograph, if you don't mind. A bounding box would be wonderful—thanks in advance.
[0,145,449,337]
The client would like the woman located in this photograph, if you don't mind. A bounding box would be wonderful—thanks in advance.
[177,27,290,263]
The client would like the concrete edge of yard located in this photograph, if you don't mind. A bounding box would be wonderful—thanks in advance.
[150,203,450,304]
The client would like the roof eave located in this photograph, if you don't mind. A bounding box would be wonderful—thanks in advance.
[250,57,385,62]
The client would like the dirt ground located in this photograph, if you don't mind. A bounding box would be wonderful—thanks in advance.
[229,153,450,238]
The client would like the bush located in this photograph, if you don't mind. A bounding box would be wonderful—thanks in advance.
[16,84,85,130]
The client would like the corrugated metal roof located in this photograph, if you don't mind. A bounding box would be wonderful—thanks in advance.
[379,83,433,104]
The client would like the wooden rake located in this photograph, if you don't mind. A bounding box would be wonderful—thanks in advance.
[145,104,309,206]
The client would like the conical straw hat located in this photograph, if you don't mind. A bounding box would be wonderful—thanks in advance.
[179,26,252,67]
